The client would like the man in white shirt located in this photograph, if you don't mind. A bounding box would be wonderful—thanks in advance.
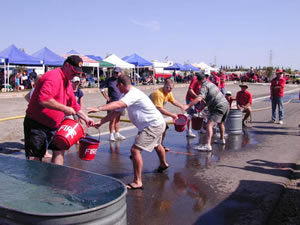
[88,75,168,190]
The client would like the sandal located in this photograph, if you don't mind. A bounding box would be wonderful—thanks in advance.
[127,183,144,190]
[157,165,169,173]
[163,146,171,152]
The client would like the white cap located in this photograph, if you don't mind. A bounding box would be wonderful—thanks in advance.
[72,76,80,83]
[225,91,232,95]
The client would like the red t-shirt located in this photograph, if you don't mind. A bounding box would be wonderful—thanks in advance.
[26,68,81,128]
[236,90,252,106]
[270,77,286,97]
[211,76,221,89]
[220,74,226,88]
[185,76,201,101]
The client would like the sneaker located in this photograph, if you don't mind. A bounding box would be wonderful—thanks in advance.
[115,133,126,140]
[278,120,283,125]
[194,144,212,151]
[109,134,115,141]
[214,139,226,145]
[269,120,276,123]
[186,130,196,138]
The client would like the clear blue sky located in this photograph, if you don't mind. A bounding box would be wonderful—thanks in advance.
[0,0,299,69]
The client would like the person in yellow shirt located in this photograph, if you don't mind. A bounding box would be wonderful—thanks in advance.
[150,78,185,152]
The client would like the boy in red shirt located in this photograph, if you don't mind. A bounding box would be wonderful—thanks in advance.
[236,83,252,126]
[185,74,202,137]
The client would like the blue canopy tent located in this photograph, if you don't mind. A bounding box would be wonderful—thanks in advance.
[122,56,129,61]
[86,55,103,61]
[123,53,152,67]
[0,44,42,92]
[0,44,42,65]
[32,47,65,66]
[66,49,80,55]
[183,64,201,71]
[164,63,189,71]
[123,53,152,83]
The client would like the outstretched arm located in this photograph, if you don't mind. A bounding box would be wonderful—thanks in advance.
[87,100,126,114]
[171,99,185,110]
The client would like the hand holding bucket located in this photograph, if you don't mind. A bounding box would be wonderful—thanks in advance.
[53,119,84,150]
[174,114,188,132]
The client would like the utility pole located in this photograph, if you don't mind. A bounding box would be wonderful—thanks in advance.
[269,50,273,67]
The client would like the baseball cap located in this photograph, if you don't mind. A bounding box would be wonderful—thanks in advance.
[211,71,218,75]
[276,69,283,74]
[113,67,122,73]
[225,91,232,95]
[71,76,80,83]
[65,55,83,73]
[196,73,206,81]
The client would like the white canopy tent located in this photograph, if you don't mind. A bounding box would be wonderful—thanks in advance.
[103,54,135,69]
[193,62,219,74]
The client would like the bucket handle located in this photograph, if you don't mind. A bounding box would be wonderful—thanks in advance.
[84,127,101,142]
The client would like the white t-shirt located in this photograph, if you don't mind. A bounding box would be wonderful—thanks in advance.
[120,86,165,131]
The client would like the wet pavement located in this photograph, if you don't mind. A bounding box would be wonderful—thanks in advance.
[60,122,291,225]
[1,83,300,224]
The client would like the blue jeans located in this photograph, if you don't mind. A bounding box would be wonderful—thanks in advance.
[271,96,283,121]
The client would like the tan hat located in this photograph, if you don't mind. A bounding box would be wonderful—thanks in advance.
[239,82,248,88]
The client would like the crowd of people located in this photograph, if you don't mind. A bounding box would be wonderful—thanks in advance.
[23,55,287,190]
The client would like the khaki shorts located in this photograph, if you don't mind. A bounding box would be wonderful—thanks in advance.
[134,123,166,152]
[208,102,230,123]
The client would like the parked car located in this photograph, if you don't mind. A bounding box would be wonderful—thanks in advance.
[289,74,300,84]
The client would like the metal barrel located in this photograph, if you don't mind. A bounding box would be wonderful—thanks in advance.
[225,109,243,135]
[0,155,127,225]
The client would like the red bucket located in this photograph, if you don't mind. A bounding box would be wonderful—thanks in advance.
[191,117,203,130]
[79,137,100,161]
[174,114,188,132]
[53,119,84,150]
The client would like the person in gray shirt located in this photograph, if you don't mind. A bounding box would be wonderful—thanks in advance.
[184,73,229,151]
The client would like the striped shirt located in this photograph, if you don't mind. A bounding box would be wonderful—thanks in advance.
[199,81,228,111]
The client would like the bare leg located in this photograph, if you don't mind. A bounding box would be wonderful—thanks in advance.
[206,120,216,146]
[154,144,169,168]
[243,108,251,122]
[187,119,192,130]
[129,145,143,187]
[44,150,52,158]
[114,114,121,133]
[109,120,114,134]
[218,122,225,140]
[51,150,65,165]
[161,129,167,146]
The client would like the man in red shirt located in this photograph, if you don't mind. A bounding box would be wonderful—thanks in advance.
[270,69,286,124]
[211,71,221,90]
[236,83,253,127]
[219,71,226,94]
[24,55,94,165]
[185,73,202,137]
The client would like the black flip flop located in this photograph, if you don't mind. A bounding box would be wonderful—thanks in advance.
[127,183,144,190]
[157,166,169,173]
[163,146,171,152]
